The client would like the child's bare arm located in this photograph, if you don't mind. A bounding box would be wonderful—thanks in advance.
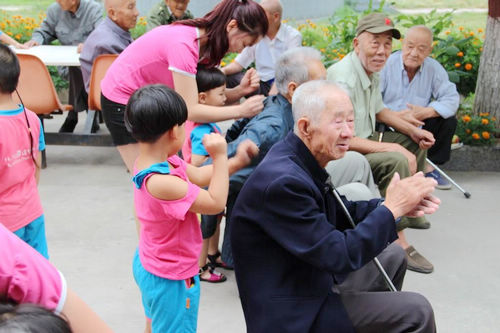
[186,139,259,187]
[190,154,209,167]
[189,133,229,214]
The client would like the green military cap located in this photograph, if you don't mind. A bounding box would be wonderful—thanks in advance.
[355,12,401,39]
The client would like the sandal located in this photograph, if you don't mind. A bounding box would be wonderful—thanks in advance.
[207,251,233,270]
[199,264,227,283]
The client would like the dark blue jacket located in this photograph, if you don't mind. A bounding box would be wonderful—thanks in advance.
[231,133,398,333]
[225,93,293,190]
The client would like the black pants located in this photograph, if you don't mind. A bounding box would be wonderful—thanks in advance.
[423,116,457,165]
[338,243,436,333]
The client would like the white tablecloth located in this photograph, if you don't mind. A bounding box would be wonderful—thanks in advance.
[14,45,80,66]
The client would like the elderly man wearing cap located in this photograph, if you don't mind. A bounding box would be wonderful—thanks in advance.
[327,13,436,274]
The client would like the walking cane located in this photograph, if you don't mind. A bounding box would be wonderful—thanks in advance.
[377,123,471,198]
[328,179,397,292]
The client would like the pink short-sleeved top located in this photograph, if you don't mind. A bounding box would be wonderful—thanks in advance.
[0,106,44,232]
[0,223,66,313]
[101,24,200,105]
[133,155,202,280]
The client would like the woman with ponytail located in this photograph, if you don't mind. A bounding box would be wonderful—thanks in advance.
[101,0,268,172]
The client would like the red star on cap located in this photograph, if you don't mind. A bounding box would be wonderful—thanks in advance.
[385,18,392,26]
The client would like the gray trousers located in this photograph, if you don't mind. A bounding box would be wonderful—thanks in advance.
[337,244,436,333]
[326,151,380,201]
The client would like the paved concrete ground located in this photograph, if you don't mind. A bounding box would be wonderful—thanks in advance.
[39,114,500,332]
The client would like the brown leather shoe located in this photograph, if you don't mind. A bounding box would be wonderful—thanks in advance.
[406,246,434,274]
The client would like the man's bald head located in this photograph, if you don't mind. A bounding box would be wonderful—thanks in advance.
[260,0,283,18]
[405,25,433,45]
[105,0,138,31]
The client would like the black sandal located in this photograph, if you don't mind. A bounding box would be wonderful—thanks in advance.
[207,251,233,270]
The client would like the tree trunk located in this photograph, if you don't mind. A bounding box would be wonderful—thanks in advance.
[473,1,500,128]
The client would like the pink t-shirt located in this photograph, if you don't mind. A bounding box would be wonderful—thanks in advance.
[0,223,66,313]
[101,24,199,105]
[0,106,44,232]
[133,155,202,280]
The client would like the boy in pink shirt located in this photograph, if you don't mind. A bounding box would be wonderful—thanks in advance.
[125,84,257,332]
[0,44,48,258]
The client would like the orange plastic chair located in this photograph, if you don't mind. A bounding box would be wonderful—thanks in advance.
[88,54,118,111]
[12,53,73,114]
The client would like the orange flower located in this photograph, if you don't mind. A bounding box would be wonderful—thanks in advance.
[472,133,480,140]
[465,63,472,71]
[459,26,464,31]
[479,112,490,117]
[482,131,490,139]
[466,129,471,134]
[320,48,325,53]
[457,51,464,57]
[469,31,475,36]
[478,28,483,33]
[480,47,483,52]
[481,118,489,125]
[462,115,471,123]
[14,34,21,40]
[445,30,450,35]
[455,63,461,68]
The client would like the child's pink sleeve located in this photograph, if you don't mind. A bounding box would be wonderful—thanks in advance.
[0,224,66,314]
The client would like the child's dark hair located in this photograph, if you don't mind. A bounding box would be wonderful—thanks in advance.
[0,303,72,333]
[196,65,227,93]
[125,84,188,143]
[0,44,20,94]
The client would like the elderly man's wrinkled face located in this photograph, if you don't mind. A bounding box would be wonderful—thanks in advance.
[309,89,354,166]
[111,0,139,31]
[402,28,432,71]
[56,0,78,12]
[354,31,393,75]
[166,0,190,19]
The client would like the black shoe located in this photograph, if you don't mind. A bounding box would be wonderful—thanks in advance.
[58,118,77,133]
[91,119,100,133]
[59,111,78,133]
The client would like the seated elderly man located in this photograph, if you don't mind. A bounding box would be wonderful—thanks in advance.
[25,0,103,133]
[146,0,193,31]
[80,0,138,94]
[327,13,436,274]
[213,47,378,268]
[381,25,459,189]
[231,80,439,333]
[222,0,302,96]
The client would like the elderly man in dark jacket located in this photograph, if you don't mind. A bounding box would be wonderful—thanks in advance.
[231,80,439,333]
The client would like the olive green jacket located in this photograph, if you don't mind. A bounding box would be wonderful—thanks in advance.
[146,1,194,31]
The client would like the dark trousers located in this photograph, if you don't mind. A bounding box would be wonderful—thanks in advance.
[225,72,272,97]
[337,243,436,333]
[423,116,457,165]
[60,67,88,131]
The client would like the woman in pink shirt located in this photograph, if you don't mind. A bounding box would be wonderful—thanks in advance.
[101,0,268,172]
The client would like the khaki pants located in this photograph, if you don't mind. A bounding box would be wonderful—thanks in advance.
[365,131,427,231]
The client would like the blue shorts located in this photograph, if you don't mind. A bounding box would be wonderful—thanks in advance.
[132,250,200,333]
[13,215,49,259]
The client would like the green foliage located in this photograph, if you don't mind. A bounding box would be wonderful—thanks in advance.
[130,16,147,40]
[48,66,69,92]
[456,94,498,146]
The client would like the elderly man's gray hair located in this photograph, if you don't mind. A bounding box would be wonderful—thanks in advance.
[292,80,347,134]
[275,47,322,95]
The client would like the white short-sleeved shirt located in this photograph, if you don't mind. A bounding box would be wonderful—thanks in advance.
[235,24,302,82]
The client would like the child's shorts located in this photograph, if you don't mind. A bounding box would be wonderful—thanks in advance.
[13,214,49,259]
[132,249,200,333]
